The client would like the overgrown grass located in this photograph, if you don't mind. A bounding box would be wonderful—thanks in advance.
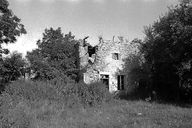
[0,79,112,128]
[0,79,192,128]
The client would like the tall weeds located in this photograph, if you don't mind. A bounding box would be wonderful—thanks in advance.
[0,78,112,127]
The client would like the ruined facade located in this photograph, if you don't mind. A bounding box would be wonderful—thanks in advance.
[76,36,137,92]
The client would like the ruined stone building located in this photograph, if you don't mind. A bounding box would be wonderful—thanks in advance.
[76,36,137,92]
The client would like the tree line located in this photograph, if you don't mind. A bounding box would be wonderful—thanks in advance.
[127,0,192,102]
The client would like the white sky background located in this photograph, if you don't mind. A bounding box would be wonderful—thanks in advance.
[4,0,178,56]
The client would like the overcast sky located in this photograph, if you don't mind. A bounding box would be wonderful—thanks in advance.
[5,0,178,56]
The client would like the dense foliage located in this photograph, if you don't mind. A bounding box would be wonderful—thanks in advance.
[0,0,26,91]
[26,28,78,80]
[0,52,26,91]
[0,0,26,56]
[138,0,192,102]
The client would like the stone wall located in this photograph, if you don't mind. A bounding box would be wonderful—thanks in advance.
[79,37,139,92]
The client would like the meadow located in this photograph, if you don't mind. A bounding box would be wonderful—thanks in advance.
[1,80,192,128]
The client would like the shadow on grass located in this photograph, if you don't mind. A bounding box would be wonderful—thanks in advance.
[114,90,192,108]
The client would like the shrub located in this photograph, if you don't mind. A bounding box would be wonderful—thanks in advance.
[76,82,112,106]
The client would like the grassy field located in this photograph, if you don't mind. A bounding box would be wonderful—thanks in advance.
[1,80,192,128]
[4,99,191,128]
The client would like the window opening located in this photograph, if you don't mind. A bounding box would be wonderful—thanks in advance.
[88,45,98,57]
[112,53,120,60]
[118,75,125,90]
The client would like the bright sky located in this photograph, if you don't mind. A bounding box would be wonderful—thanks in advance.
[4,0,178,56]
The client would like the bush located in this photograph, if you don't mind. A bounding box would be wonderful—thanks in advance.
[76,82,112,106]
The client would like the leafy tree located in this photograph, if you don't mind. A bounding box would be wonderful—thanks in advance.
[0,0,26,91]
[0,52,26,90]
[27,28,78,80]
[141,0,192,102]
[0,0,26,56]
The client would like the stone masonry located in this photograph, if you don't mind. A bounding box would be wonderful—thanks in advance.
[77,36,137,92]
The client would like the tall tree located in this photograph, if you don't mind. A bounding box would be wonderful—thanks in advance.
[0,0,26,91]
[0,0,26,56]
[27,28,78,80]
[141,0,192,101]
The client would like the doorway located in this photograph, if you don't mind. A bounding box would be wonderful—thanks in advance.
[100,74,109,90]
